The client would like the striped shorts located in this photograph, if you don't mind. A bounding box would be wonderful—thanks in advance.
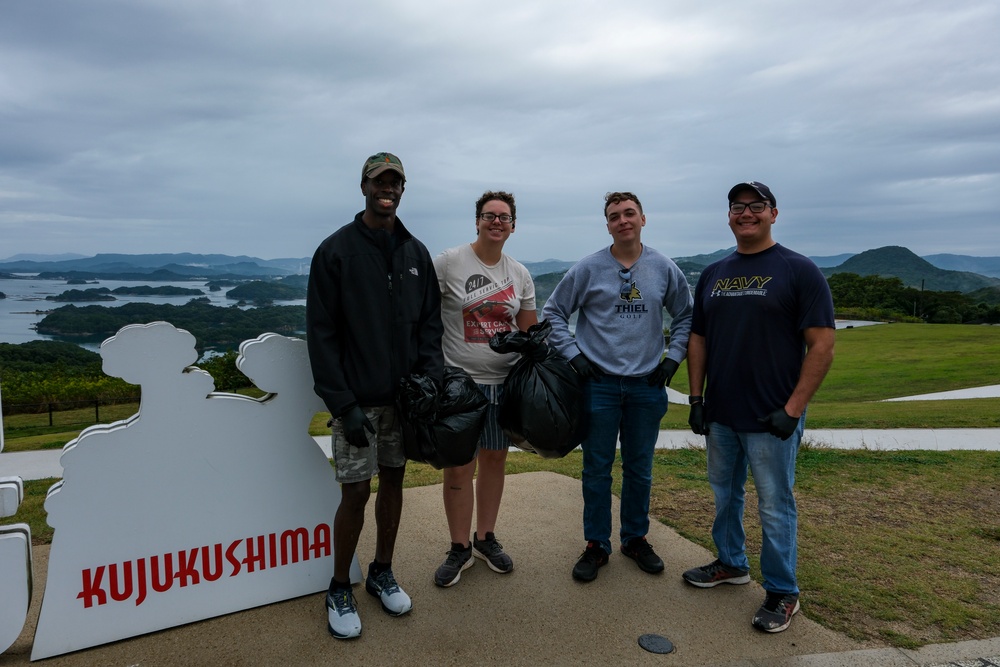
[477,383,512,452]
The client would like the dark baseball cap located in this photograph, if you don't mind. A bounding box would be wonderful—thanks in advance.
[728,181,776,208]
[362,152,405,181]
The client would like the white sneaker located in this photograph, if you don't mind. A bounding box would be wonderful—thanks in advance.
[326,589,362,639]
[365,568,412,616]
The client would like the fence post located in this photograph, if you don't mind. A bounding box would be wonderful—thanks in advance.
[49,402,54,427]
[95,399,100,424]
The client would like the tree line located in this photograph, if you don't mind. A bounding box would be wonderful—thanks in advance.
[828,272,1000,324]
[0,341,250,410]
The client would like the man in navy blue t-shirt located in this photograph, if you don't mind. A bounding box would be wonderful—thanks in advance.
[682,181,835,634]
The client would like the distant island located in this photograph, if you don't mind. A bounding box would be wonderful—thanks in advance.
[36,301,305,352]
[46,288,116,302]
[45,285,205,302]
[111,285,204,296]
[225,280,306,303]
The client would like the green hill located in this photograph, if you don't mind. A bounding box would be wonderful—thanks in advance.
[225,281,307,302]
[823,246,1000,293]
[965,285,1000,306]
[532,271,567,309]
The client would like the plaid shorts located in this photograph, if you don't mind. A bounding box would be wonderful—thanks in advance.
[477,384,512,452]
[330,405,406,483]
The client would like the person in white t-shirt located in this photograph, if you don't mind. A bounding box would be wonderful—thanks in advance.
[431,190,537,587]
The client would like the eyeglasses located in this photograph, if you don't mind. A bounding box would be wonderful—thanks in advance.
[479,212,513,224]
[619,269,633,298]
[729,201,771,215]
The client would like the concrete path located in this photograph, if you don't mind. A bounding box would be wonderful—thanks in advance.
[3,471,997,667]
[5,427,1000,483]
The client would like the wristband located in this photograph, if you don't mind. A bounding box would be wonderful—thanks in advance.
[688,395,703,405]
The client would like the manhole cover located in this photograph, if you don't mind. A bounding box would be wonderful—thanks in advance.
[638,633,674,654]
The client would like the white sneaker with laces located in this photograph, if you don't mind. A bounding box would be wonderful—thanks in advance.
[365,568,412,616]
[326,588,362,639]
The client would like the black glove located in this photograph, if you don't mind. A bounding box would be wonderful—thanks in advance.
[688,399,710,435]
[570,354,603,380]
[341,405,375,448]
[758,408,799,441]
[646,358,679,387]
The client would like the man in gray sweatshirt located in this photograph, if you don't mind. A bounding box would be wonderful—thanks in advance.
[542,191,693,583]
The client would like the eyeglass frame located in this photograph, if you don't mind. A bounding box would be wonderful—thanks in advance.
[729,201,772,215]
[478,212,514,224]
[618,268,633,298]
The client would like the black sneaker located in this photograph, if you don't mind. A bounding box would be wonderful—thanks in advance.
[572,541,609,582]
[620,536,664,574]
[682,559,751,588]
[752,592,800,633]
[473,532,514,574]
[434,545,474,587]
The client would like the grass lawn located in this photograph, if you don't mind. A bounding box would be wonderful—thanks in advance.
[4,322,1000,647]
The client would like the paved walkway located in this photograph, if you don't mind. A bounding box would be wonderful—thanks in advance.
[5,427,1000,484]
[2,471,998,667]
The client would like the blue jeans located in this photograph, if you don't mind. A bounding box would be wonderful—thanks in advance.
[705,417,805,595]
[581,375,668,554]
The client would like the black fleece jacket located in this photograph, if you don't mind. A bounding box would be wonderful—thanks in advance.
[306,212,444,417]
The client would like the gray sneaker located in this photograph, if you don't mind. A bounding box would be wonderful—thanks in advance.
[365,568,412,616]
[473,532,514,574]
[682,559,751,588]
[752,592,800,633]
[434,545,474,587]
[326,588,361,639]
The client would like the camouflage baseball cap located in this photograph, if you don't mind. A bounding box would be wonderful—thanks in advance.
[362,152,405,181]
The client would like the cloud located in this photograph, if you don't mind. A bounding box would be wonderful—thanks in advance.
[0,0,998,261]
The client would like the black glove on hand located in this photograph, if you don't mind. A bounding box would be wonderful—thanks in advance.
[688,400,710,435]
[341,405,375,448]
[758,408,799,441]
[646,358,680,387]
[569,354,603,380]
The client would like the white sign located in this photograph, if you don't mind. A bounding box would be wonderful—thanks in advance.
[29,323,360,660]
[0,472,32,655]
[2,377,35,655]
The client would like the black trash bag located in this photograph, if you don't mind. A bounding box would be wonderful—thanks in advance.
[489,320,586,458]
[397,365,488,469]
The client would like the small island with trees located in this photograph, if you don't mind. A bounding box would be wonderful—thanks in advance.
[45,285,205,302]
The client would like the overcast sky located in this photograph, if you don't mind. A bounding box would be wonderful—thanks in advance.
[1,0,998,264]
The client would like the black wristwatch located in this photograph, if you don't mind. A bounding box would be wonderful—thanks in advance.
[688,395,703,405]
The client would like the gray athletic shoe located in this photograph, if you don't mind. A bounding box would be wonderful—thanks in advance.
[752,592,800,633]
[682,559,751,588]
[326,588,361,639]
[365,568,412,616]
[473,532,514,574]
[434,545,474,587]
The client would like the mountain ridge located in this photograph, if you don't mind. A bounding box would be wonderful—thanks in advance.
[4,249,1000,288]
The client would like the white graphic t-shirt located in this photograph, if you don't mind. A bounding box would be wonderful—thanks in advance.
[434,244,537,383]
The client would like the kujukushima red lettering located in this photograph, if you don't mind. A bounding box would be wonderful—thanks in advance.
[108,562,133,602]
[280,527,309,565]
[150,553,174,593]
[243,535,266,573]
[174,548,200,587]
[75,523,333,608]
[202,544,224,582]
[225,539,241,576]
[77,567,107,608]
